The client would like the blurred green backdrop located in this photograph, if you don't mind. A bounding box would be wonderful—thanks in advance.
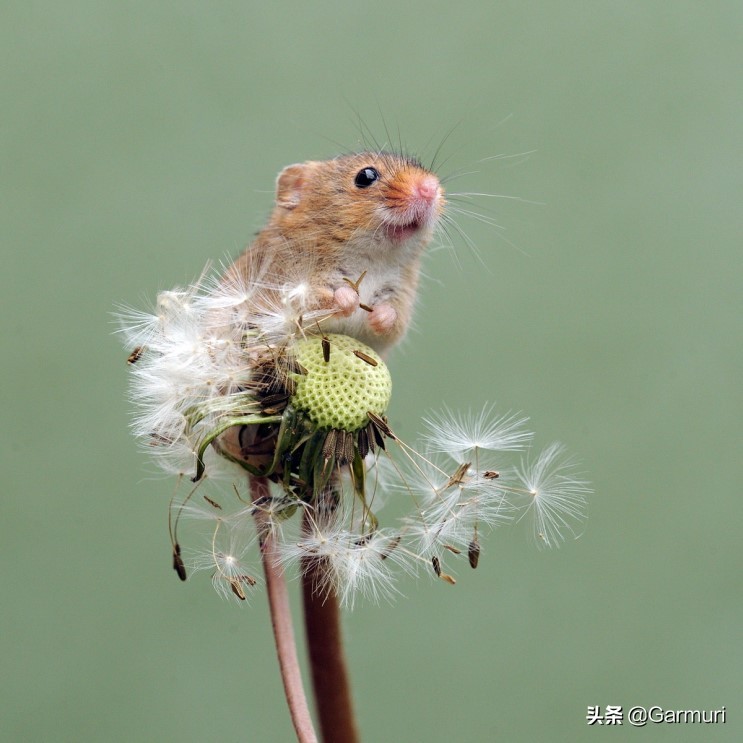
[2,2,740,741]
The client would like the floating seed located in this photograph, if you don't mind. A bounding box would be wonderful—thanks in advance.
[483,470,500,480]
[172,544,187,582]
[203,496,222,510]
[230,579,247,601]
[380,535,402,560]
[468,540,481,569]
[354,349,378,366]
[445,462,471,489]
[443,544,461,555]
[322,335,331,363]
[359,303,373,312]
[127,346,144,365]
[432,555,442,576]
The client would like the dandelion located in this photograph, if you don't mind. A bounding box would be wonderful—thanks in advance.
[120,266,590,593]
[120,260,590,742]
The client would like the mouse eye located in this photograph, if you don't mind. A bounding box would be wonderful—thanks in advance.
[354,167,380,188]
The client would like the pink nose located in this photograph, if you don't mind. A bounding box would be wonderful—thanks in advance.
[416,176,439,203]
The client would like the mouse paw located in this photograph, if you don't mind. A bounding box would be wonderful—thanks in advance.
[368,303,398,335]
[333,286,360,317]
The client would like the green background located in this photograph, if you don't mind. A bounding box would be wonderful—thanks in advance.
[2,2,740,741]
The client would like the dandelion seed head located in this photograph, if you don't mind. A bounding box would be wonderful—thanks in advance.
[120,260,591,606]
[291,334,391,432]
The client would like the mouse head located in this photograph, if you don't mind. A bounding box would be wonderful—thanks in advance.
[271,152,445,250]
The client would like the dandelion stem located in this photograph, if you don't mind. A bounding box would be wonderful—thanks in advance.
[301,510,360,743]
[250,476,318,743]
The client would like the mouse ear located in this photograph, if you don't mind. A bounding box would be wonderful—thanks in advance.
[275,163,307,210]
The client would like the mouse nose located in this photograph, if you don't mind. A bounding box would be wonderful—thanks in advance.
[416,176,440,204]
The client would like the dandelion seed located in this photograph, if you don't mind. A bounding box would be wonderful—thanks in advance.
[380,535,402,560]
[467,538,480,569]
[432,555,442,576]
[191,521,260,603]
[172,543,187,582]
[353,350,378,367]
[422,403,532,457]
[127,346,145,365]
[445,461,470,489]
[230,579,247,600]
[331,534,406,608]
[514,443,591,548]
[391,449,511,554]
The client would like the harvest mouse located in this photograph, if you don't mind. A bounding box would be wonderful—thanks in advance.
[225,151,445,353]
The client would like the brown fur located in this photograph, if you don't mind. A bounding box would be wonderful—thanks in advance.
[227,152,445,352]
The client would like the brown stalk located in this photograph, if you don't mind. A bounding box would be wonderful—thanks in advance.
[301,509,360,743]
[250,476,318,743]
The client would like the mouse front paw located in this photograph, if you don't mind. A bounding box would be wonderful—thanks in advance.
[367,303,398,335]
[333,286,360,317]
